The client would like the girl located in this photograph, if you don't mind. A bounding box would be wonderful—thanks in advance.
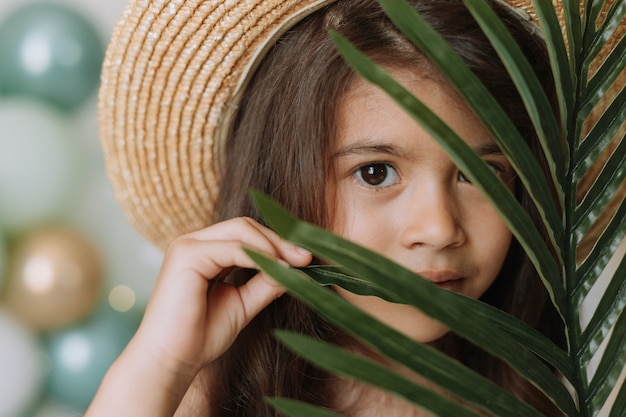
[89,0,564,415]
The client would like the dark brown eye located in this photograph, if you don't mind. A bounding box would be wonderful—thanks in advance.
[458,170,471,183]
[355,163,398,187]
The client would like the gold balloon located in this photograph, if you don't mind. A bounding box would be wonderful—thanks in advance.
[2,228,102,330]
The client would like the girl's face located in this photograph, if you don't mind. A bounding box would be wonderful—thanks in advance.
[330,68,516,343]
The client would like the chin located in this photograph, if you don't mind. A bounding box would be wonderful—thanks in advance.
[337,290,451,343]
[384,307,451,343]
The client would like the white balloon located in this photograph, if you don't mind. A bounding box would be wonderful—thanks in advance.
[0,99,84,232]
[0,309,46,417]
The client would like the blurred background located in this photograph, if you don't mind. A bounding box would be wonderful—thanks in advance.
[0,1,623,416]
[0,1,163,415]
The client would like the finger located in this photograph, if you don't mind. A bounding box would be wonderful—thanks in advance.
[160,238,276,285]
[236,217,313,266]
[146,239,284,337]
[184,217,312,266]
[235,271,287,325]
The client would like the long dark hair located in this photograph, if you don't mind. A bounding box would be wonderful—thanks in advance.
[203,1,564,415]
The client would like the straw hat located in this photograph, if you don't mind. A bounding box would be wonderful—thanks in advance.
[99,0,337,250]
[97,0,611,251]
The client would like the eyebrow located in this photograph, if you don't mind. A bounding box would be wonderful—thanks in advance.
[474,142,504,156]
[332,143,408,159]
[332,140,504,159]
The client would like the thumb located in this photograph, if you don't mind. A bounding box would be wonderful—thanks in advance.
[236,271,286,324]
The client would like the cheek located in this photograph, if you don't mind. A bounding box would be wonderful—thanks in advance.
[467,203,513,285]
[329,201,394,257]
[477,207,512,255]
[328,183,358,239]
[329,182,399,248]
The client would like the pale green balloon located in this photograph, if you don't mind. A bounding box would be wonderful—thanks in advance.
[0,3,104,111]
[0,99,84,232]
[43,304,142,411]
[0,309,46,417]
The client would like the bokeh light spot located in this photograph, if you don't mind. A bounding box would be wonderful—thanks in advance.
[23,255,55,294]
[21,33,51,75]
[108,285,136,312]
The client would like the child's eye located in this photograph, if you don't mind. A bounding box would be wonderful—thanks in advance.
[458,171,471,183]
[355,163,399,187]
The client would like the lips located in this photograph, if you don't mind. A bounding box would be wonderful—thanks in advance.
[416,270,465,291]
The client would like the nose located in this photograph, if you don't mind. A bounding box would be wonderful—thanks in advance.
[399,186,466,250]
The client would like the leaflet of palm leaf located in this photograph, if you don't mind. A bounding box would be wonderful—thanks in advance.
[244,0,625,416]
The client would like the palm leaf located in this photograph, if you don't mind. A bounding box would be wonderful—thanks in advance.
[251,192,576,414]
[577,254,626,365]
[463,0,565,180]
[533,0,575,128]
[273,331,485,417]
[584,308,626,413]
[301,265,575,381]
[268,398,344,417]
[608,376,626,417]
[245,0,625,415]
[246,249,547,417]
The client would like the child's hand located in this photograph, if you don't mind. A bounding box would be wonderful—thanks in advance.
[86,217,311,417]
[136,216,312,376]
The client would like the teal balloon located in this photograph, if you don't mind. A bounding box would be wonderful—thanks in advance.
[0,3,104,111]
[43,304,142,411]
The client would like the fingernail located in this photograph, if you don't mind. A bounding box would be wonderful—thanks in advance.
[295,246,311,256]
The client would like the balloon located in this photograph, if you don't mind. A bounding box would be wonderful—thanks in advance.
[2,228,102,330]
[0,99,84,232]
[44,304,142,411]
[0,3,104,111]
[29,400,82,417]
[65,164,163,307]
[0,308,46,417]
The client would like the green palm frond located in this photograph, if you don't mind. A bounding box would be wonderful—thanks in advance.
[248,0,625,415]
